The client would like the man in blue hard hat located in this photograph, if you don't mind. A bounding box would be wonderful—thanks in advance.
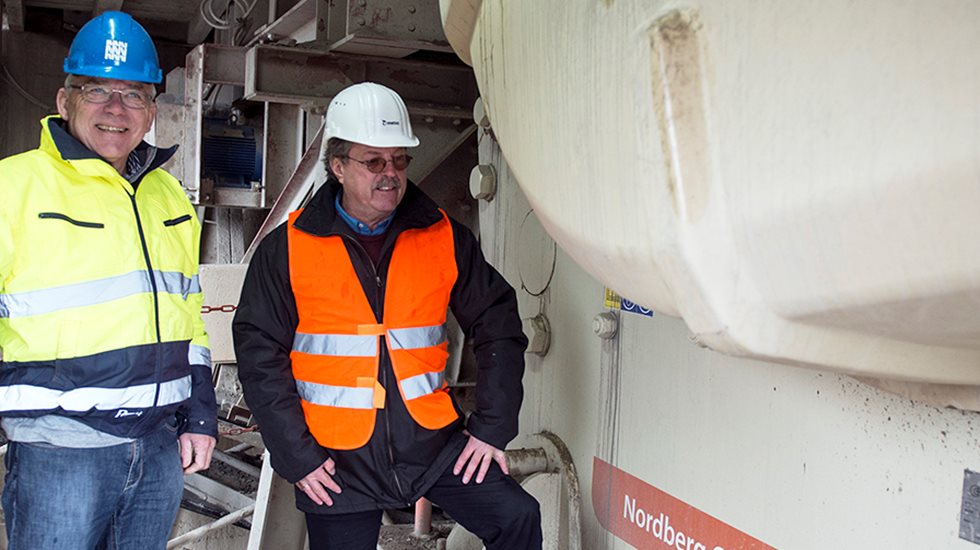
[0,11,217,549]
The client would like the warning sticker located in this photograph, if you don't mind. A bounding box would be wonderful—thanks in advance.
[604,288,654,317]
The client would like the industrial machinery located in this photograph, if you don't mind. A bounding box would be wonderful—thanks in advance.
[2,1,980,549]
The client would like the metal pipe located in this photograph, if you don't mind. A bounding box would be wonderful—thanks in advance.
[166,504,255,549]
[212,449,261,479]
[413,497,432,537]
[225,442,252,454]
[505,447,549,477]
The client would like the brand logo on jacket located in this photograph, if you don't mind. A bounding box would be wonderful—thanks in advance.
[114,408,143,419]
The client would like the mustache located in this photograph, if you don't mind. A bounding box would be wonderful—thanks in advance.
[374,176,401,189]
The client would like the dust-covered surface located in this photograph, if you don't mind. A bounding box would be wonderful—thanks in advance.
[378,522,455,550]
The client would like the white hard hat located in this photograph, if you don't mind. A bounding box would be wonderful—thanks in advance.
[324,82,420,148]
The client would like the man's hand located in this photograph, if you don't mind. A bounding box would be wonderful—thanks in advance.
[178,433,216,475]
[296,458,343,506]
[453,432,508,484]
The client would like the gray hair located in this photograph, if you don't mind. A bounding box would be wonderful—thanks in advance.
[323,138,353,178]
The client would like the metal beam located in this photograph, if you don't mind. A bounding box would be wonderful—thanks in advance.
[243,44,477,113]
[262,103,304,208]
[5,0,25,32]
[246,0,321,46]
[328,0,452,57]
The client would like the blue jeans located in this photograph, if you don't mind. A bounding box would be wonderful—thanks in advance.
[2,424,183,550]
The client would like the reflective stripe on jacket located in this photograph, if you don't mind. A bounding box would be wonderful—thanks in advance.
[0,116,212,437]
[287,208,459,450]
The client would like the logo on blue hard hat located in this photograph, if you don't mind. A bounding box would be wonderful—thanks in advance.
[63,11,161,83]
[104,39,128,64]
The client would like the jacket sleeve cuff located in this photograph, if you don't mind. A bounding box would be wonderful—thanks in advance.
[178,364,219,438]
[465,415,515,450]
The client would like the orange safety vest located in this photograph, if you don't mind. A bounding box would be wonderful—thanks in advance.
[287,209,460,450]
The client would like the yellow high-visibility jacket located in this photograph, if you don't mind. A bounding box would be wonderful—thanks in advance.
[0,116,216,438]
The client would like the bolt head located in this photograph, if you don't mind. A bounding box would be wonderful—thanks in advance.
[469,164,497,201]
[593,312,619,339]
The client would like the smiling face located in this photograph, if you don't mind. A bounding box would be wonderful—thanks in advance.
[330,143,409,228]
[56,77,156,174]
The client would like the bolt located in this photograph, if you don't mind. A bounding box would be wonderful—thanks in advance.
[424,116,435,124]
[523,314,551,356]
[357,18,366,26]
[358,0,367,6]
[593,312,619,339]
[408,24,416,32]
[452,118,461,126]
[469,164,496,201]
[473,97,491,128]
[408,5,417,13]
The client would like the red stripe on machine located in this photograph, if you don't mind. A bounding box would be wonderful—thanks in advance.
[592,457,775,550]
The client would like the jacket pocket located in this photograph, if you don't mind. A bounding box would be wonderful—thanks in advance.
[38,212,104,229]
[163,214,192,227]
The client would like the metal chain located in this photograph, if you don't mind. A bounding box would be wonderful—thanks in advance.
[201,304,238,314]
[219,425,259,436]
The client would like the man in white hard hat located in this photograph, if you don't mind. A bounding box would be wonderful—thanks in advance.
[234,82,541,549]
[0,11,216,550]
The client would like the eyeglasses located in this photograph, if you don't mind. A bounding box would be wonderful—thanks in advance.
[343,154,413,173]
[67,83,155,109]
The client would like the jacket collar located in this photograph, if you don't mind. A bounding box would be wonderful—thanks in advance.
[39,115,178,186]
[294,178,443,238]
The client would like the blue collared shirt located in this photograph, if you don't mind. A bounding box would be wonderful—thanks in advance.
[335,193,394,236]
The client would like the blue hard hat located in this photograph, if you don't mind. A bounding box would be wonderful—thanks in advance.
[63,11,162,84]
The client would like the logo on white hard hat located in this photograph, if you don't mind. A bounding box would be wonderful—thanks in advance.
[104,39,128,63]
[381,119,400,126]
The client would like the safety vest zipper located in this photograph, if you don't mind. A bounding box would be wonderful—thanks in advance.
[340,233,408,502]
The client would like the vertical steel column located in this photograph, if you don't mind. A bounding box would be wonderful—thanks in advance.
[262,103,305,208]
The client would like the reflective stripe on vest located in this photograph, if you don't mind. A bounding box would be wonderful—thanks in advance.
[295,380,375,409]
[401,371,445,401]
[0,375,192,413]
[293,332,377,357]
[292,324,447,404]
[0,270,200,319]
[294,325,445,355]
[388,325,447,350]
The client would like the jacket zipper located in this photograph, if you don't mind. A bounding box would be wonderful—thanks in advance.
[339,233,407,502]
[127,180,163,410]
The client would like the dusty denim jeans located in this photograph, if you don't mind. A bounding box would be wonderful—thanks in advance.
[2,424,183,550]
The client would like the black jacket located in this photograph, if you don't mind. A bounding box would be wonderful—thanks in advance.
[233,179,528,514]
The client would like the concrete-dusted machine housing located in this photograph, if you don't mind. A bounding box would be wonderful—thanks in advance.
[441,0,980,387]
